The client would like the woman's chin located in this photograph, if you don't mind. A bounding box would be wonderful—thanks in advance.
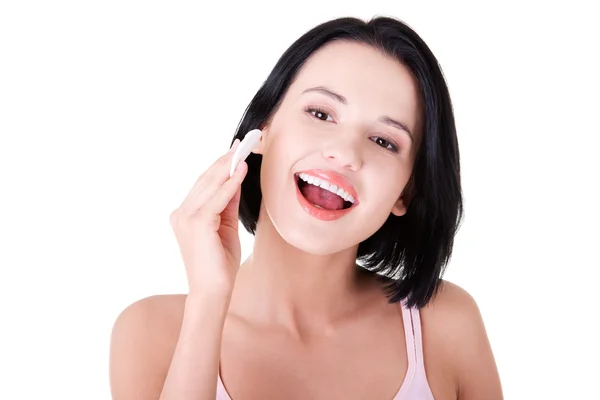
[269,216,357,256]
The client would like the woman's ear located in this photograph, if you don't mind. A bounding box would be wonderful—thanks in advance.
[251,124,269,155]
[391,197,407,217]
[391,179,415,217]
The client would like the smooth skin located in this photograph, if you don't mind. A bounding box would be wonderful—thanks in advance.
[110,41,503,400]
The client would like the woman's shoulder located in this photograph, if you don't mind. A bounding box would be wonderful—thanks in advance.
[422,279,480,319]
[420,280,503,398]
[109,294,188,398]
[111,294,188,347]
[420,279,487,351]
[116,293,188,319]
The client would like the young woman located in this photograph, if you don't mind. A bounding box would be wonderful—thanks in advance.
[110,16,503,400]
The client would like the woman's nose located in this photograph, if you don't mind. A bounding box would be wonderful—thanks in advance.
[320,134,363,171]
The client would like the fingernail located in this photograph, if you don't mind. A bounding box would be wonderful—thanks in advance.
[229,139,240,152]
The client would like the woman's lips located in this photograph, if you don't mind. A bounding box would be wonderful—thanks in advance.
[294,174,357,221]
[297,168,359,204]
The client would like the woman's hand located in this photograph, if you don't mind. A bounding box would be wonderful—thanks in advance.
[169,139,248,299]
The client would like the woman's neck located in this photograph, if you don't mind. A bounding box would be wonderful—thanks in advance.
[228,209,384,337]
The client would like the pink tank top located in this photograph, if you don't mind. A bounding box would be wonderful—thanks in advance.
[216,301,435,399]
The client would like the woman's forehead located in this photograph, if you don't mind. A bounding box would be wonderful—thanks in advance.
[285,41,422,136]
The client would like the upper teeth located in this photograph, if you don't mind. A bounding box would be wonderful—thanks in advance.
[298,173,355,204]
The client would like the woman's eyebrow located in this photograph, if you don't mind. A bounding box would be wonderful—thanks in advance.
[302,86,348,104]
[380,116,413,142]
[301,85,413,142]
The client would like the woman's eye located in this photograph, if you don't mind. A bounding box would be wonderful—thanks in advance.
[372,136,399,152]
[307,107,333,122]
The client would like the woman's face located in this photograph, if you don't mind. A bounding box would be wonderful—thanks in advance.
[255,40,423,255]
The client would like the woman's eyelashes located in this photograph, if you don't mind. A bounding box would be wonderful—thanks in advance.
[305,106,334,122]
[303,106,401,153]
[371,135,400,152]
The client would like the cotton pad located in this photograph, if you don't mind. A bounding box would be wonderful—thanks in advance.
[230,129,262,177]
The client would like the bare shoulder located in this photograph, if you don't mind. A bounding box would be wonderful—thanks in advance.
[420,280,503,400]
[420,280,489,357]
[115,293,187,328]
[421,279,482,327]
[109,294,187,399]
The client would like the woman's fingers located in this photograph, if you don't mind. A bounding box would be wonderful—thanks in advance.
[199,160,248,226]
[178,139,240,215]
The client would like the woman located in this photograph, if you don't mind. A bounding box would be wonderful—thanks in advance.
[110,16,503,399]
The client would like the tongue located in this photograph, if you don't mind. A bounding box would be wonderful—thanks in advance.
[300,184,345,210]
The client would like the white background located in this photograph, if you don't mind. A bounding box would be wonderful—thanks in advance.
[1,1,598,399]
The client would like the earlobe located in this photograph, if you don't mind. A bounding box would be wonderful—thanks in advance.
[392,180,415,216]
[391,198,407,217]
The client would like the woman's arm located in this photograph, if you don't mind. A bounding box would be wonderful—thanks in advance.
[452,291,503,399]
[109,293,231,400]
[159,293,230,400]
[422,281,503,400]
[109,139,248,399]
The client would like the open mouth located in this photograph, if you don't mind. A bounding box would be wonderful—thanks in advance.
[294,173,356,211]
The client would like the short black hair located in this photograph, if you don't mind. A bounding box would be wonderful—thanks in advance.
[231,16,463,309]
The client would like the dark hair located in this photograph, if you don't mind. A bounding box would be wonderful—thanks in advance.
[231,16,463,308]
